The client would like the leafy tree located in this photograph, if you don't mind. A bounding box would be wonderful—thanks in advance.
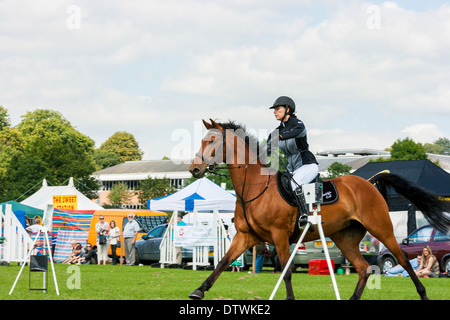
[325,161,352,179]
[390,137,427,161]
[0,107,25,200]
[93,149,122,170]
[186,173,233,190]
[75,176,102,200]
[0,105,11,130]
[98,131,143,163]
[137,177,176,204]
[1,154,54,201]
[108,182,132,207]
[0,108,98,201]
[0,125,23,181]
[424,137,450,155]
[371,137,428,163]
[17,109,97,182]
[435,137,450,155]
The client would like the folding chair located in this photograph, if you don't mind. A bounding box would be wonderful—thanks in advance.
[29,255,48,292]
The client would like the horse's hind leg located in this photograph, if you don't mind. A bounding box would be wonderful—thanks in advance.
[189,232,258,300]
[374,231,428,300]
[331,221,370,300]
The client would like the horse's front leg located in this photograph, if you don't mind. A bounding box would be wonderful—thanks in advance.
[273,235,296,300]
[189,232,258,300]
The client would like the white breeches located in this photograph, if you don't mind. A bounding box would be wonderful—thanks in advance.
[290,163,319,190]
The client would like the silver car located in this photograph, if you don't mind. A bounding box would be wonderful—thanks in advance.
[292,239,345,269]
[134,224,213,265]
[243,238,345,270]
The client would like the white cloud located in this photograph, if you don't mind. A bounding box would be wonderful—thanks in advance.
[1,0,449,160]
[400,124,445,144]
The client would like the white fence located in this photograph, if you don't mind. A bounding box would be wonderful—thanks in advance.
[159,209,231,270]
[159,213,177,266]
[0,204,34,265]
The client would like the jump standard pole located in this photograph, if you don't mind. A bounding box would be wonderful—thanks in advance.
[269,182,340,300]
[9,204,59,295]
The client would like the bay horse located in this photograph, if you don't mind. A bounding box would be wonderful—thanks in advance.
[188,119,450,300]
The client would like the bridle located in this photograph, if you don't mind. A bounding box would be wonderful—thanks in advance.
[195,128,271,239]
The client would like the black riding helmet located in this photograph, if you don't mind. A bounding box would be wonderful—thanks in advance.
[269,96,296,114]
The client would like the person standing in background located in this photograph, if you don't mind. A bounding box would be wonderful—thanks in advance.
[95,215,109,265]
[109,220,121,265]
[123,213,140,266]
[175,214,186,266]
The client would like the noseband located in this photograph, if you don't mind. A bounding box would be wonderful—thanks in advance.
[194,129,225,172]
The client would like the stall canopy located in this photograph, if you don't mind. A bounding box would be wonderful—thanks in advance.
[20,177,104,211]
[0,200,44,219]
[147,177,236,212]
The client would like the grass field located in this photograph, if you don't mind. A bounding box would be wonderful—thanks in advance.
[1,263,449,301]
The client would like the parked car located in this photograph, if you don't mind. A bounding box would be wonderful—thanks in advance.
[378,225,450,274]
[135,224,168,264]
[87,209,167,256]
[243,238,345,270]
[134,224,213,265]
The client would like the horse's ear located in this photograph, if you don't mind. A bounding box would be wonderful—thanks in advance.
[210,119,220,129]
[203,119,212,129]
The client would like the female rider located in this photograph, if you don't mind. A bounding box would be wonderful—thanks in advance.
[267,96,319,228]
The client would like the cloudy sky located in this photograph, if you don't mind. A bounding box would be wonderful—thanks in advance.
[1,0,449,161]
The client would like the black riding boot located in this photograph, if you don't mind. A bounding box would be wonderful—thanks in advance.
[294,186,315,232]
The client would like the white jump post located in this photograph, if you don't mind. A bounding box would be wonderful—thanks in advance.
[159,211,177,268]
[269,182,340,300]
[9,204,59,295]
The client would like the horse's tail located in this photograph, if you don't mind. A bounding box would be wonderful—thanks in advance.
[369,172,450,233]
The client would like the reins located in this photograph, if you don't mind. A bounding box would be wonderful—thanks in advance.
[202,128,271,239]
[210,163,271,204]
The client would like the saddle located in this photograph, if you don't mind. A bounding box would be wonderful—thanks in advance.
[276,171,339,207]
[276,171,339,243]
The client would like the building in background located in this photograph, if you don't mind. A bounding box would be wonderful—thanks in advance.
[92,160,191,208]
[91,152,450,208]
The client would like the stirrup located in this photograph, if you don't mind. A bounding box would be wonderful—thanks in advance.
[294,187,315,232]
[298,214,315,232]
[299,214,308,227]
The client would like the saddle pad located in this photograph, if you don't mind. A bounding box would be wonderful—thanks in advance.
[276,171,339,207]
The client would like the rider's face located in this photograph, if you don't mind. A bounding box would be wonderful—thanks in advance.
[273,106,287,121]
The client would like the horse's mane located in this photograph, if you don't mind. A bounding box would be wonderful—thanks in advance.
[217,120,261,150]
[217,120,270,167]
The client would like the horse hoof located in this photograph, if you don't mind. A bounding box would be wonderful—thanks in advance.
[189,289,204,300]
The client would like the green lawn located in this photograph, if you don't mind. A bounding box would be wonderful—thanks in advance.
[1,264,449,300]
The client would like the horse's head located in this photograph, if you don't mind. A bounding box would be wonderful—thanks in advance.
[189,119,226,179]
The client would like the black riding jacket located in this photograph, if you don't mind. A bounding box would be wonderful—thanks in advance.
[267,116,318,172]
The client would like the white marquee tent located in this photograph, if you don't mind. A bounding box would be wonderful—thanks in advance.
[21,178,104,211]
[148,177,235,269]
[147,177,236,212]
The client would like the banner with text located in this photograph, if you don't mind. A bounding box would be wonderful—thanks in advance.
[53,195,77,210]
[174,225,215,246]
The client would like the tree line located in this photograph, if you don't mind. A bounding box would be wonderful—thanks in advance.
[0,106,143,202]
[1,105,448,205]
[325,136,449,178]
